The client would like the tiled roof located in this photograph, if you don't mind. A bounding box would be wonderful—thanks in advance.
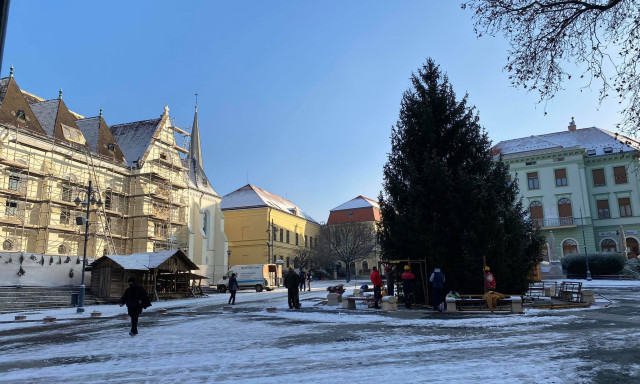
[29,99,60,136]
[330,195,379,211]
[221,184,318,224]
[0,78,10,103]
[110,118,161,164]
[95,250,198,271]
[492,127,640,157]
[75,117,101,152]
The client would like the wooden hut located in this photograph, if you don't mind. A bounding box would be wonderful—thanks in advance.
[89,250,200,302]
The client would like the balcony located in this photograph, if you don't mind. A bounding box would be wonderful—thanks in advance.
[532,217,586,228]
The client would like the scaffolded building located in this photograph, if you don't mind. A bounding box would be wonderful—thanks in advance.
[0,71,227,285]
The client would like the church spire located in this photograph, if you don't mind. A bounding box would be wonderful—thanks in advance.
[189,103,204,175]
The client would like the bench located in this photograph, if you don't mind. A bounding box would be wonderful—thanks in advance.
[527,282,557,298]
[446,295,523,313]
[558,281,582,302]
[342,295,377,310]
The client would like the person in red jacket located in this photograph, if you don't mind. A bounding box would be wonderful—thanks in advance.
[484,266,496,292]
[370,266,383,309]
[401,266,415,309]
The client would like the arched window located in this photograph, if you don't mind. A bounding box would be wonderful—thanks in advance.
[626,238,639,258]
[562,239,578,256]
[202,211,209,235]
[58,244,67,255]
[362,261,369,271]
[349,262,356,275]
[601,239,617,252]
[529,201,543,226]
[557,198,573,226]
[3,239,13,250]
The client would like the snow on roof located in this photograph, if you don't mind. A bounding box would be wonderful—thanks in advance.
[110,118,161,164]
[75,117,100,152]
[29,99,60,136]
[221,184,318,223]
[330,195,379,211]
[0,77,10,103]
[493,127,640,157]
[98,250,198,271]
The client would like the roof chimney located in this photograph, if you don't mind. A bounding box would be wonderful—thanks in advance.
[568,117,576,131]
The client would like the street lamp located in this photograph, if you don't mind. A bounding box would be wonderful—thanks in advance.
[579,207,592,281]
[74,180,102,313]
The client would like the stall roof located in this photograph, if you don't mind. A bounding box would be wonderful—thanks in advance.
[92,250,198,271]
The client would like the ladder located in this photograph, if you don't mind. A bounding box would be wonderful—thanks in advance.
[85,151,117,255]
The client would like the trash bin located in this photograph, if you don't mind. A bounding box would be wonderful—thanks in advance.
[71,293,79,307]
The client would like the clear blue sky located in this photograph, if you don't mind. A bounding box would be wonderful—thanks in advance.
[3,1,623,223]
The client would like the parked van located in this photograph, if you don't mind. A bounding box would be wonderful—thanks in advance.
[216,264,281,293]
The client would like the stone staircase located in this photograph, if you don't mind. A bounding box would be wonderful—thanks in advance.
[0,286,97,314]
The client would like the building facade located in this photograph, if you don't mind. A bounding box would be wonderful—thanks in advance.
[0,73,227,285]
[327,195,380,277]
[492,120,640,273]
[221,184,320,268]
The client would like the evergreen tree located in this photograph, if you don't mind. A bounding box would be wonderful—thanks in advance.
[378,59,544,294]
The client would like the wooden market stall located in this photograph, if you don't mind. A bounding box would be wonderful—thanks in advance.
[89,250,199,302]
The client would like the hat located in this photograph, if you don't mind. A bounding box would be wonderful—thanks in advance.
[484,266,490,271]
[128,277,136,283]
[384,266,390,272]
[404,265,410,271]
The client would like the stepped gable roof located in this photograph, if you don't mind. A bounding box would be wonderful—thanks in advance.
[29,99,59,136]
[221,184,318,224]
[330,195,379,211]
[492,127,640,157]
[92,250,198,271]
[110,117,161,165]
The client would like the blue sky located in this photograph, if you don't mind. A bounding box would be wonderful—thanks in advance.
[3,1,623,222]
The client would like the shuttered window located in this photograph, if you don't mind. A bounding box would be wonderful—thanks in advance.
[558,198,572,218]
[619,198,632,217]
[592,169,605,186]
[596,199,610,219]
[613,166,628,184]
[555,169,567,186]
[529,201,543,220]
[527,172,539,190]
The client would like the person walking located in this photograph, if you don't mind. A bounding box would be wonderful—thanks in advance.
[429,267,445,311]
[119,277,151,337]
[385,265,395,296]
[284,267,301,309]
[228,273,239,305]
[307,270,312,291]
[299,269,306,291]
[484,266,497,292]
[401,266,415,309]
[370,266,383,309]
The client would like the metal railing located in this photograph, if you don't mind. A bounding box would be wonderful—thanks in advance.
[532,216,586,228]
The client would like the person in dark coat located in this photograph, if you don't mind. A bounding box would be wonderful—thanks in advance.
[429,267,445,311]
[119,277,150,336]
[401,266,415,309]
[299,270,306,291]
[370,266,383,309]
[284,268,300,309]
[384,265,395,296]
[228,273,239,305]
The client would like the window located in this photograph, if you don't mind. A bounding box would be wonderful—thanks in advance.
[601,239,617,253]
[155,222,169,237]
[58,244,67,255]
[202,211,208,234]
[60,207,70,225]
[286,230,290,244]
[592,169,606,186]
[62,185,72,202]
[107,143,116,151]
[562,239,578,256]
[529,201,543,221]
[286,257,290,268]
[104,194,112,210]
[60,123,87,145]
[527,172,539,190]
[309,236,313,249]
[555,169,567,186]
[619,198,632,217]
[8,171,20,191]
[3,239,13,250]
[272,226,277,241]
[362,261,369,271]
[295,233,299,245]
[279,228,283,242]
[596,199,611,219]
[613,166,628,184]
[305,235,308,247]
[103,248,108,256]
[627,238,640,257]
[525,161,537,166]
[5,199,17,217]
[16,110,26,121]
[557,198,572,218]
[160,152,168,161]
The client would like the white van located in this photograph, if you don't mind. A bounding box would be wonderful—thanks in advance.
[216,264,281,293]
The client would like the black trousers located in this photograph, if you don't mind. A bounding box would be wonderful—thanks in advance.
[229,290,237,304]
[128,307,141,334]
[288,289,300,309]
[432,287,444,311]
[299,280,305,291]
[387,283,394,296]
[373,286,382,308]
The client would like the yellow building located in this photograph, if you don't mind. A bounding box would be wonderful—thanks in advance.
[221,184,320,267]
[0,72,227,286]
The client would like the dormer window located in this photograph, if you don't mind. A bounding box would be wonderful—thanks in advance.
[61,124,87,145]
[16,110,26,121]
[603,147,613,154]
[107,143,116,151]
[160,152,168,161]
[587,149,597,156]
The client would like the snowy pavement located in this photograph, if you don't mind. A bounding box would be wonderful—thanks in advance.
[1,280,640,383]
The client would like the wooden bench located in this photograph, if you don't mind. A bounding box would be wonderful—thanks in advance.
[343,295,377,309]
[446,295,523,313]
[558,281,583,303]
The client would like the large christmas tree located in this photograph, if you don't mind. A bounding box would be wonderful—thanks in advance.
[378,59,544,294]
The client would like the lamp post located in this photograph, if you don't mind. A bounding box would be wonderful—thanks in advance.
[579,207,592,281]
[73,180,102,313]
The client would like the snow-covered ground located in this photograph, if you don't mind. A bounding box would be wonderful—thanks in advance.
[1,280,639,384]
